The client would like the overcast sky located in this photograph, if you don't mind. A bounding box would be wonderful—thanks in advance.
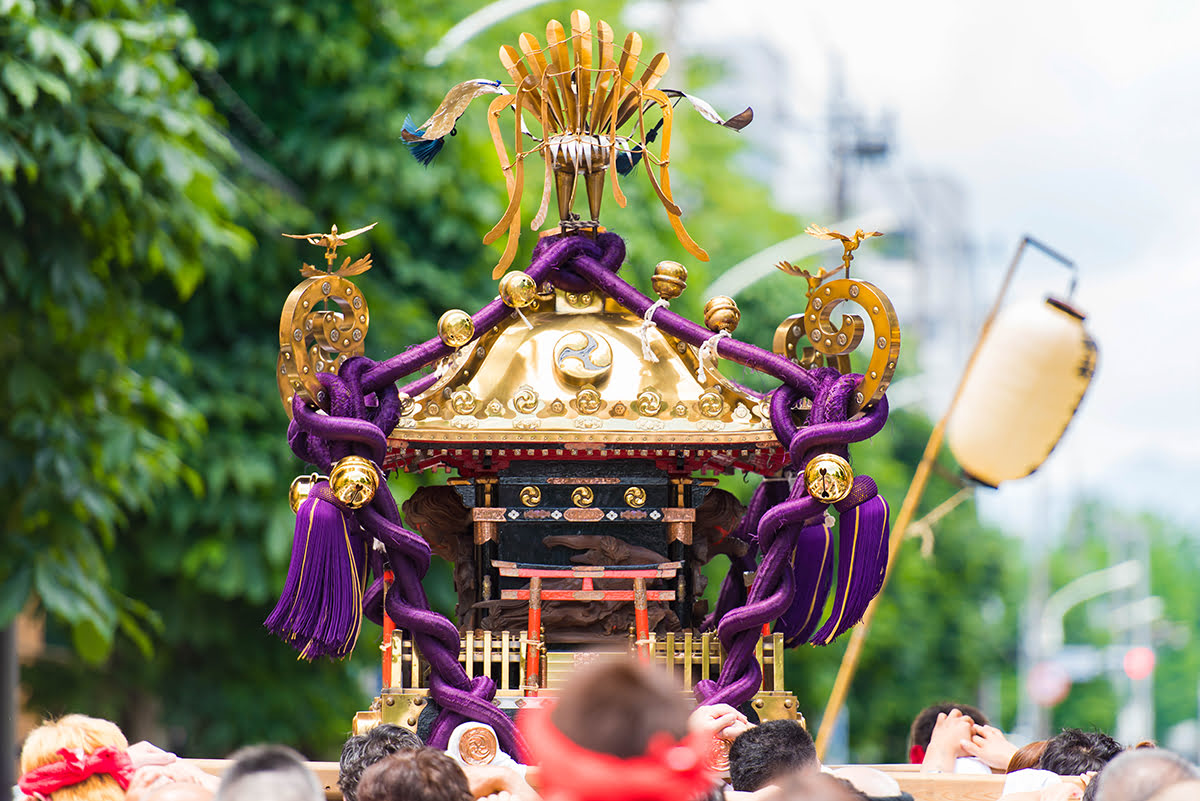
[632,0,1200,536]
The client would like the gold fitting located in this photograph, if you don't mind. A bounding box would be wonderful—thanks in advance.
[288,472,325,513]
[651,260,688,300]
[571,486,594,507]
[803,453,854,504]
[498,271,538,309]
[624,487,647,508]
[329,455,380,509]
[437,309,475,349]
[704,296,740,333]
[520,486,542,507]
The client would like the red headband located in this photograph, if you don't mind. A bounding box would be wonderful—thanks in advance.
[519,704,715,801]
[18,746,134,798]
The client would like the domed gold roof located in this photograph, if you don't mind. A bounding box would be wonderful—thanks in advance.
[385,288,786,476]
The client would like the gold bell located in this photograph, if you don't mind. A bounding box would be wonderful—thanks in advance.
[651,260,688,300]
[289,472,325,513]
[329,455,380,509]
[804,454,854,504]
[704,296,740,333]
[498,271,538,309]
[437,309,475,349]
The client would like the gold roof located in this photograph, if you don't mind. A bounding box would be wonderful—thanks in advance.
[390,289,778,451]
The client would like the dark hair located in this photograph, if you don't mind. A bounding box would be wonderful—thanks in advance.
[728,719,819,792]
[551,658,689,759]
[216,744,322,801]
[357,748,472,801]
[1040,729,1123,776]
[907,703,989,751]
[1008,740,1048,773]
[338,724,424,801]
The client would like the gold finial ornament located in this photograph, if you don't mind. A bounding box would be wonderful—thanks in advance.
[804,454,854,504]
[403,11,753,276]
[438,310,476,348]
[289,473,324,513]
[498,271,539,308]
[651,261,688,300]
[704,296,740,333]
[329,455,380,509]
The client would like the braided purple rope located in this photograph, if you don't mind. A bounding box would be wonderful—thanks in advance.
[567,246,892,709]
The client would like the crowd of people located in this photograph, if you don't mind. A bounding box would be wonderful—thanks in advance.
[13,658,1200,801]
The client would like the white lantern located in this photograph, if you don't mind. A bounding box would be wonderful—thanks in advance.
[946,297,1098,487]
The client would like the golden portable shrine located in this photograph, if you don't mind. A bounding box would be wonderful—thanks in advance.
[270,10,902,762]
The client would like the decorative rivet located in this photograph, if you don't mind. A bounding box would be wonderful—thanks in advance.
[849,284,859,298]
[877,336,886,349]
[322,281,331,295]
[812,297,823,311]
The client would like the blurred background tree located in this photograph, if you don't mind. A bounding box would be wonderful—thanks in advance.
[2,0,1059,763]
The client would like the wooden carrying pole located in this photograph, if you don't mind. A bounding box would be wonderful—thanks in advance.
[813,236,1075,758]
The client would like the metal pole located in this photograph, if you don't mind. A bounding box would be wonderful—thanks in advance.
[1,624,16,791]
[814,236,1055,758]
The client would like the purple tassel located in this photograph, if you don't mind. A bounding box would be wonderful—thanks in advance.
[810,481,890,645]
[777,518,835,647]
[265,483,367,660]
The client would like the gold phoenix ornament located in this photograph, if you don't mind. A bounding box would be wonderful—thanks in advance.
[402,9,752,277]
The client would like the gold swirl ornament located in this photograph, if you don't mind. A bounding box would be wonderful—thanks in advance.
[520,486,542,507]
[624,487,647,508]
[803,279,899,414]
[277,270,370,415]
[571,486,594,507]
[457,724,499,766]
[553,331,613,385]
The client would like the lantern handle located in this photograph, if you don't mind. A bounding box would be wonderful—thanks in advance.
[1022,235,1078,302]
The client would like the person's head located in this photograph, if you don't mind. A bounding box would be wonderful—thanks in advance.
[356,748,471,801]
[19,714,131,801]
[125,761,217,801]
[778,770,868,801]
[907,703,988,764]
[1040,729,1123,776]
[1008,740,1048,773]
[1093,748,1200,801]
[338,724,424,801]
[550,657,691,758]
[1148,780,1200,800]
[215,744,322,801]
[728,719,818,792]
[521,657,713,801]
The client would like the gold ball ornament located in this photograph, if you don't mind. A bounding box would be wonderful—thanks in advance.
[651,260,688,300]
[704,296,741,333]
[498,271,538,309]
[804,453,854,504]
[437,309,475,349]
[329,455,380,509]
[289,473,325,513]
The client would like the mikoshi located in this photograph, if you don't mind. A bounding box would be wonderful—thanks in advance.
[268,9,902,763]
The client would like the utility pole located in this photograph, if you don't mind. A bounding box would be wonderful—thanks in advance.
[826,55,890,219]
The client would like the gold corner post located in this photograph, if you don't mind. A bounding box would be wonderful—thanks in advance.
[813,236,1076,759]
